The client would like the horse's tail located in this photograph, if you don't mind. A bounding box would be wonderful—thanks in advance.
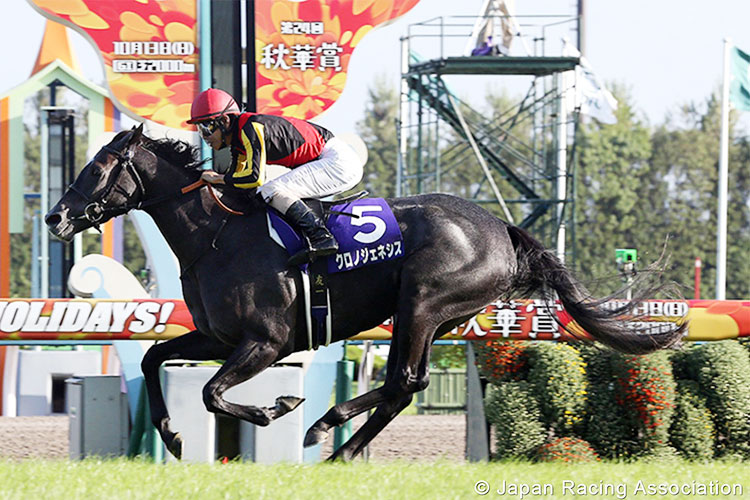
[504,223,685,354]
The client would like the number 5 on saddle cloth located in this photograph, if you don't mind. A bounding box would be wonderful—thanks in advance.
[267,196,404,350]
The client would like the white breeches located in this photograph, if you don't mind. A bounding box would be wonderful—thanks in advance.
[257,137,364,213]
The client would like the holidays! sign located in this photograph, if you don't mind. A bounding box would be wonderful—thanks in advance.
[0,299,194,340]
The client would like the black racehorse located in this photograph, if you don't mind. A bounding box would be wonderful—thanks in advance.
[45,125,684,461]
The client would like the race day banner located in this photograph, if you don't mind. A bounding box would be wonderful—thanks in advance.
[254,0,419,119]
[1,298,748,343]
[29,0,422,128]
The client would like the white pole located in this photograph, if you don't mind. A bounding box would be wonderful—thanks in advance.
[40,111,49,299]
[556,71,568,263]
[716,38,731,300]
[397,36,409,198]
[357,340,374,460]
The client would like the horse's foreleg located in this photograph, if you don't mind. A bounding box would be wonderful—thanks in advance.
[141,331,233,459]
[201,339,303,426]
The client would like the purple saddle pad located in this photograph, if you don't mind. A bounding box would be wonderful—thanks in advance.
[268,198,404,273]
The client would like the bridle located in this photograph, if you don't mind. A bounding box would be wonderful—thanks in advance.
[68,144,150,231]
[68,141,241,231]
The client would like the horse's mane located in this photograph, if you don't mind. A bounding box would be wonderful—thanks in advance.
[141,136,204,171]
[137,133,258,209]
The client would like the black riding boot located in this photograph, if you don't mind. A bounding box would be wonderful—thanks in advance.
[285,200,338,266]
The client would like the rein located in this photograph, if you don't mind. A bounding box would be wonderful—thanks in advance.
[177,180,239,276]
[182,180,244,216]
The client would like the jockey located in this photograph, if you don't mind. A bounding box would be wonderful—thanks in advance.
[188,88,364,266]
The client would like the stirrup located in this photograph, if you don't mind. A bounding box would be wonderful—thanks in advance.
[288,248,313,267]
[288,241,338,267]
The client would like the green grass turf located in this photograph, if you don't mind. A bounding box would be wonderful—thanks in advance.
[0,458,748,499]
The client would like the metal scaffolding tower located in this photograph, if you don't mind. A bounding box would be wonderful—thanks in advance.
[398,15,581,259]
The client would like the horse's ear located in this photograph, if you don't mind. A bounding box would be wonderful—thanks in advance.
[128,123,144,145]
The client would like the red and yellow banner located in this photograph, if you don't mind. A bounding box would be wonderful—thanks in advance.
[355,299,750,343]
[2,298,749,343]
[30,0,421,128]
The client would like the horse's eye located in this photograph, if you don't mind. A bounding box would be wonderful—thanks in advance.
[91,165,104,177]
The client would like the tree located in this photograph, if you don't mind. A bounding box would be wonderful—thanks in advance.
[727,136,750,298]
[353,76,750,300]
[649,94,750,299]
[354,75,399,197]
[575,87,750,299]
[574,85,659,293]
[438,86,534,224]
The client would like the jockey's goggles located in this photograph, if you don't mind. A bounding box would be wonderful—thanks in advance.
[197,120,220,138]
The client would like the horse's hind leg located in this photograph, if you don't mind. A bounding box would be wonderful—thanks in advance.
[327,304,436,462]
[327,392,414,462]
[201,337,304,426]
[304,333,402,447]
[141,330,233,459]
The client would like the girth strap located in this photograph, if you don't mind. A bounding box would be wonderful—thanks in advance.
[309,258,331,350]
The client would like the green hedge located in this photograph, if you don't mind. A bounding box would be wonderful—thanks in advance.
[485,381,546,459]
[669,380,715,460]
[738,337,750,358]
[481,339,750,461]
[579,346,634,459]
[611,351,676,457]
[526,343,587,435]
[474,340,528,384]
[682,341,750,458]
[535,437,599,463]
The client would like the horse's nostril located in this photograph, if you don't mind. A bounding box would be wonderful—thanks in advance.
[45,213,62,226]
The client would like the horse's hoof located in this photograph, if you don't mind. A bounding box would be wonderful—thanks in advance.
[303,424,329,447]
[167,432,183,460]
[251,408,273,427]
[276,395,305,413]
[326,450,352,462]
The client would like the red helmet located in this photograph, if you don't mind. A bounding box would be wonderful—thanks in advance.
[187,88,241,124]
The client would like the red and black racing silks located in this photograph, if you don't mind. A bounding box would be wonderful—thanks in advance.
[223,113,334,189]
